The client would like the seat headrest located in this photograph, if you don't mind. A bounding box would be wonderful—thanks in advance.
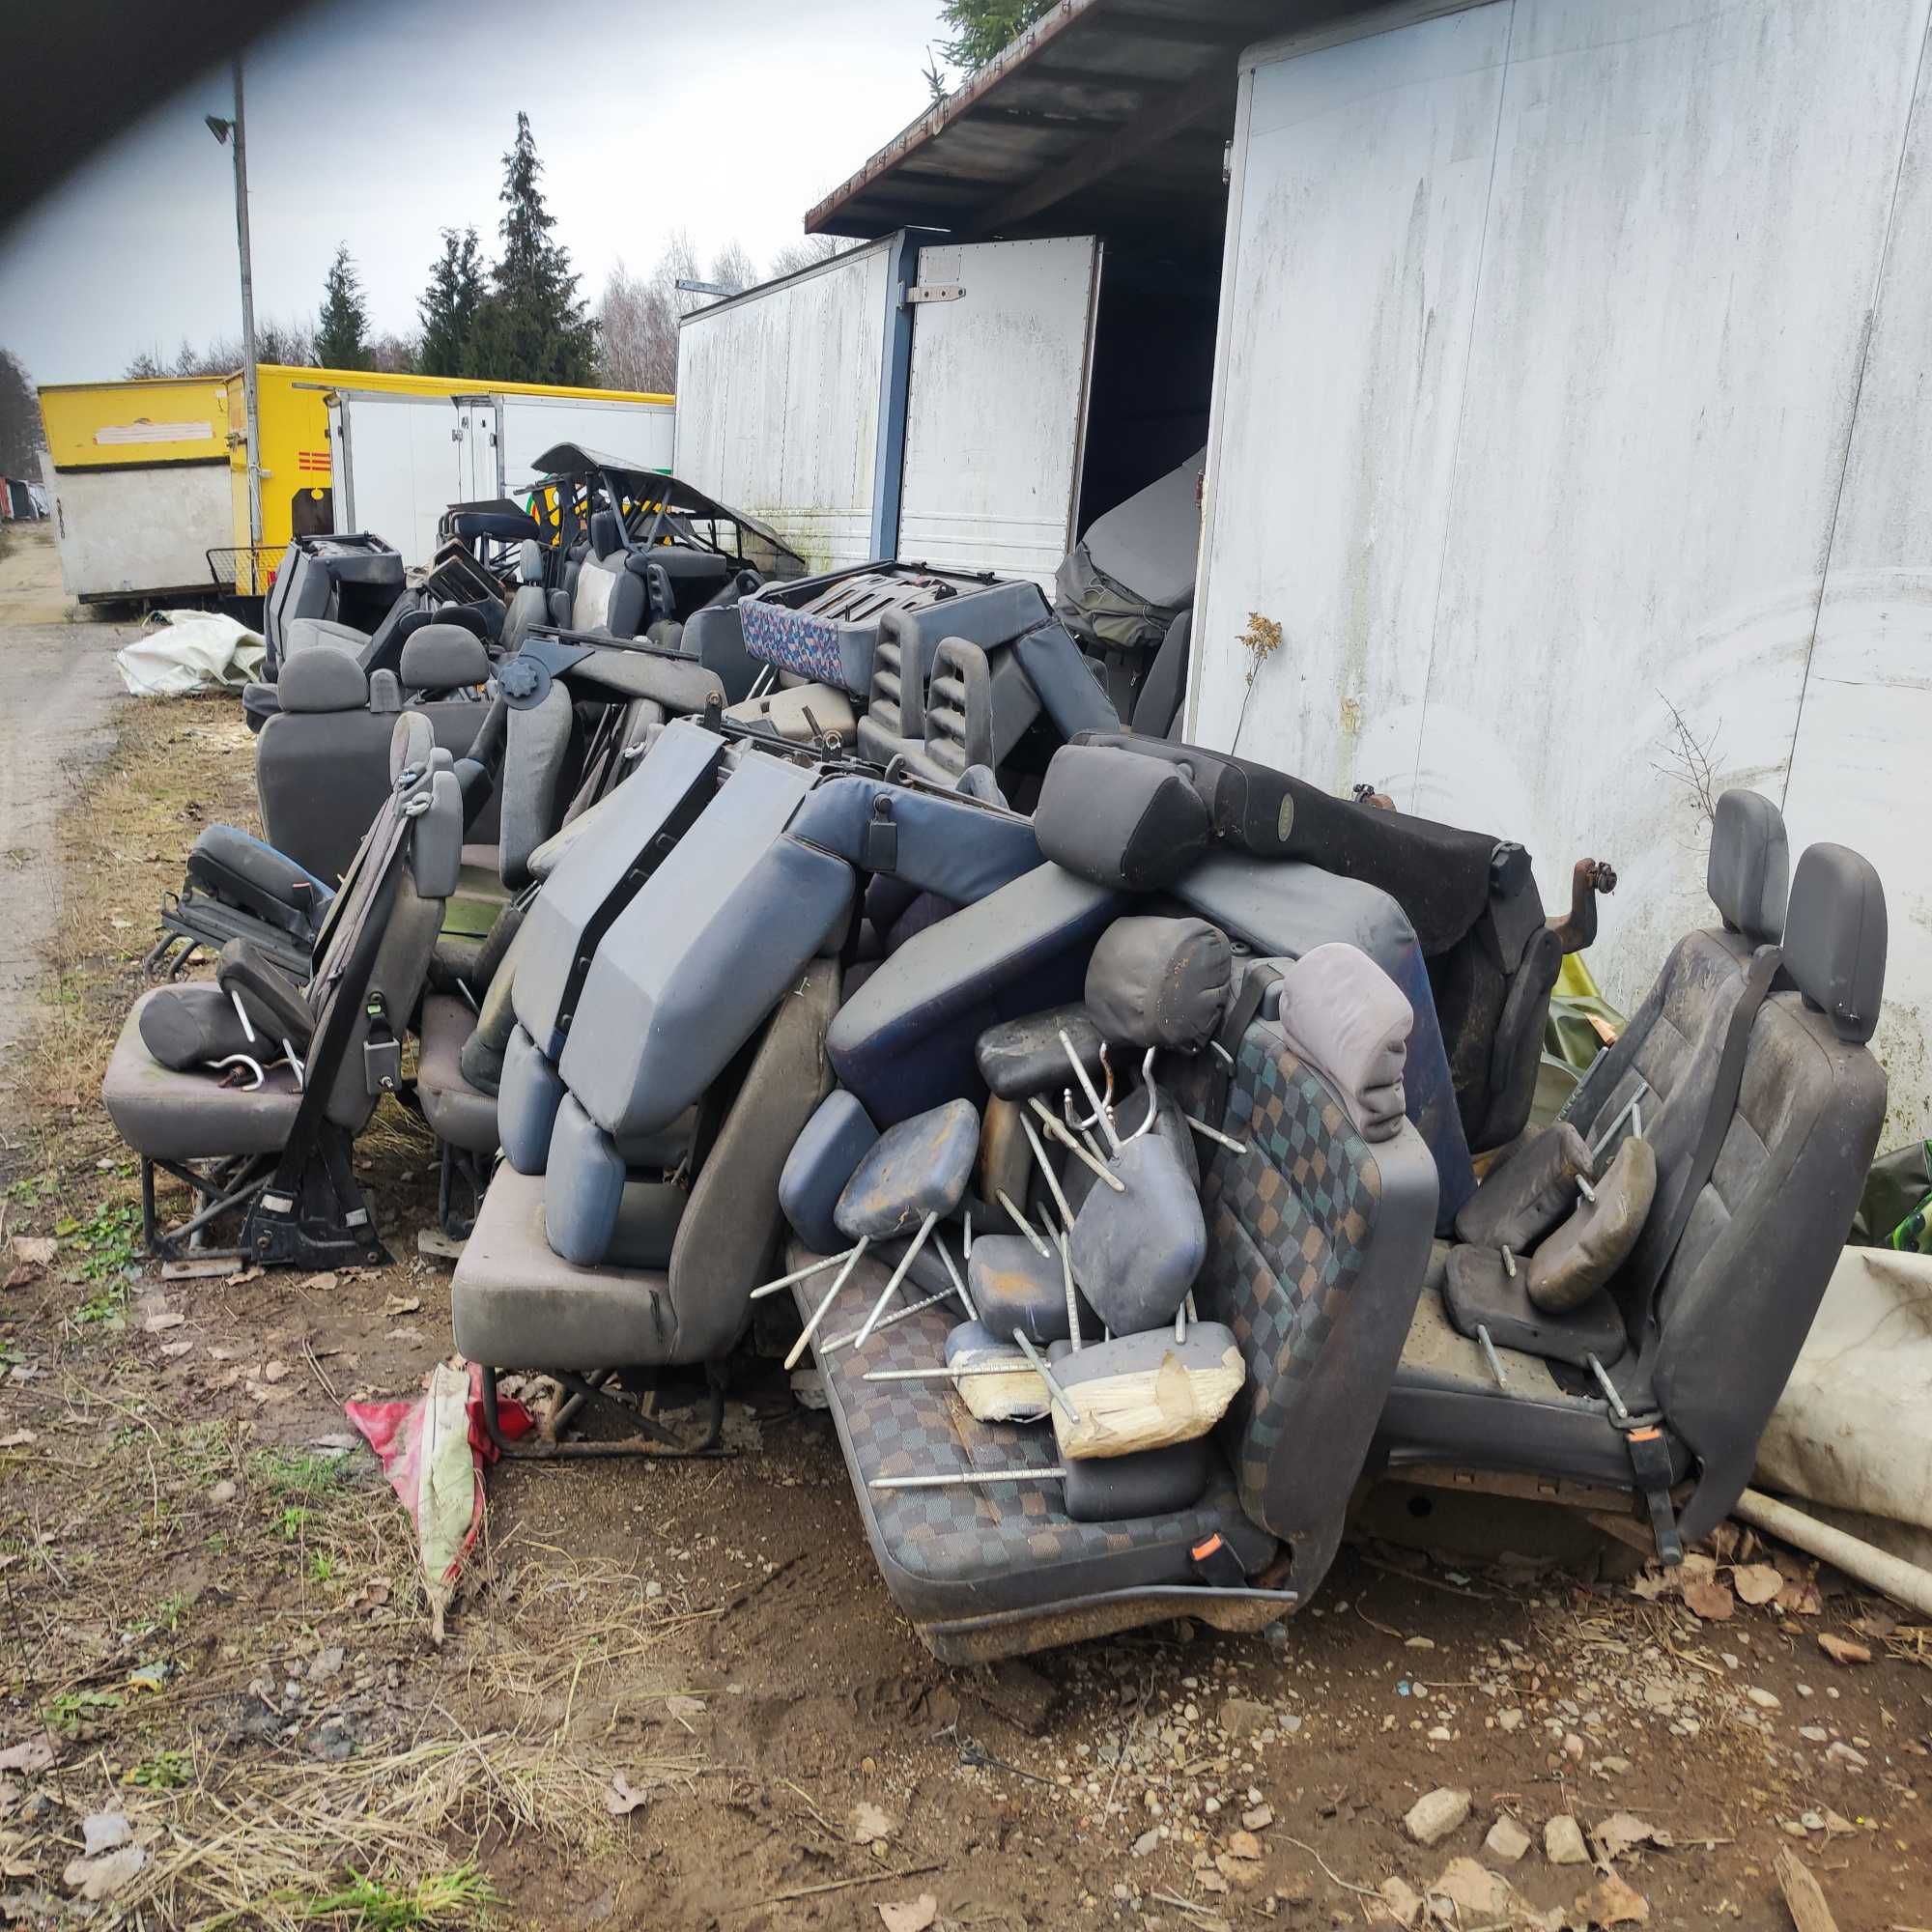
[410,768,465,898]
[588,510,621,558]
[1034,743,1210,890]
[1270,944,1412,1142]
[275,647,368,714]
[400,624,491,692]
[389,710,435,786]
[1708,788,1788,943]
[366,668,402,714]
[518,537,544,585]
[1781,843,1886,1043]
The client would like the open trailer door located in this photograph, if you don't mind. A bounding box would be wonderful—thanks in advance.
[896,236,1101,588]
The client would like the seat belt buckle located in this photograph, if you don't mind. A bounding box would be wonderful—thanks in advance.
[1623,1423,1684,1567]
[1190,1531,1249,1588]
[862,796,898,872]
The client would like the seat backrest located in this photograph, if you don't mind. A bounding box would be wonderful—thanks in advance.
[1644,843,1886,1542]
[1194,959,1438,1578]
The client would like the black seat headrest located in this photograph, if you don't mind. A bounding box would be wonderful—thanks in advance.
[399,624,491,693]
[1035,743,1210,891]
[1707,788,1788,944]
[449,509,540,544]
[276,648,368,714]
[1781,843,1886,1043]
[588,510,622,558]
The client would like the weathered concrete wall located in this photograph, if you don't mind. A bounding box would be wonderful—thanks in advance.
[1193,0,1932,1139]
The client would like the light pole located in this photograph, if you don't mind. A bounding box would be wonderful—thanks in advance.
[206,55,263,567]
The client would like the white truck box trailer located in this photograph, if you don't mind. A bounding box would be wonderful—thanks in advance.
[673,234,1102,589]
[328,385,675,568]
[1189,0,1932,1144]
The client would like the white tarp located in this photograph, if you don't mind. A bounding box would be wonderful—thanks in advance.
[114,611,264,697]
[1756,1245,1932,1567]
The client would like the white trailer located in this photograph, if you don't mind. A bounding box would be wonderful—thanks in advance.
[673,234,1103,589]
[1189,0,1932,1144]
[327,384,675,569]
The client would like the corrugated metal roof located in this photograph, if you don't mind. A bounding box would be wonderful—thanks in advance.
[806,0,1348,243]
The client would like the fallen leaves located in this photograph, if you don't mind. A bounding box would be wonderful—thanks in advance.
[1577,1871,1650,1925]
[877,1895,937,1932]
[0,1740,53,1776]
[1681,1576,1734,1622]
[1730,1562,1782,1605]
[603,1773,649,1817]
[849,1802,895,1846]
[1817,1632,1871,1666]
[1594,1813,1669,1861]
[8,1237,55,1269]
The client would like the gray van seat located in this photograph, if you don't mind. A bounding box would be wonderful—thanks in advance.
[105,720,464,1262]
[417,993,500,1155]
[451,960,838,1374]
[1378,839,1888,1547]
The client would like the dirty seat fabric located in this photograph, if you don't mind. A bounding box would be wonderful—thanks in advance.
[417,992,499,1155]
[794,1249,1274,1627]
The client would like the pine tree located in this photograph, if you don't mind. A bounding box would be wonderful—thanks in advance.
[316,243,370,370]
[934,0,1051,73]
[417,227,485,378]
[469,112,597,385]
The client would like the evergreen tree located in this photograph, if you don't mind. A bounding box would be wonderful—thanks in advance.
[316,243,370,370]
[417,226,485,378]
[934,0,1050,73]
[469,113,597,385]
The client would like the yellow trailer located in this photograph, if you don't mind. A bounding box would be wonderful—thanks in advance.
[222,365,675,589]
[38,376,238,602]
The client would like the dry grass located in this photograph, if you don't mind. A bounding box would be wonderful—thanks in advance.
[118,1725,620,1930]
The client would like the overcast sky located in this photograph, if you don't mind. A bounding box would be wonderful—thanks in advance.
[0,0,947,387]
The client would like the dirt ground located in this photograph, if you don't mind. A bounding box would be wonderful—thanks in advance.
[0,530,1927,1929]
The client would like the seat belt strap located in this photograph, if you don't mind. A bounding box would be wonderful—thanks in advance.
[1624,1423,1684,1565]
[1207,964,1277,1133]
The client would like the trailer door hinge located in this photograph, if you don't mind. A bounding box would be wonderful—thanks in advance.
[904,282,965,306]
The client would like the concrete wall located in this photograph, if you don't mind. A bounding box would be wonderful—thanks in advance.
[1192,0,1932,1140]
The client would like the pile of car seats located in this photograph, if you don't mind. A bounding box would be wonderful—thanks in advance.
[105,520,1890,1663]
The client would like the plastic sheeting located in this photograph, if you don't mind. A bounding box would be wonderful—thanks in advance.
[1756,1244,1932,1566]
[114,610,265,697]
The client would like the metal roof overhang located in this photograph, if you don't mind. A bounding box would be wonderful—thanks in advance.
[806,0,1363,246]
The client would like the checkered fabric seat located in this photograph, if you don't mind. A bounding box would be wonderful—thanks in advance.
[1194,1016,1438,1597]
[794,1249,1274,1661]
[800,995,1437,1661]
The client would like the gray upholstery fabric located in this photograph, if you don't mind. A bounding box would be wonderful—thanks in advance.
[499,684,576,891]
[400,625,491,693]
[1011,622,1121,740]
[282,615,370,663]
[834,1099,979,1240]
[1035,744,1209,891]
[389,711,435,781]
[502,583,548,653]
[829,863,1124,1125]
[410,770,465,898]
[1068,1134,1207,1333]
[1131,611,1191,738]
[790,774,1041,907]
[104,990,302,1157]
[367,668,402,713]
[1782,842,1887,1043]
[278,648,368,713]
[1081,448,1204,613]
[544,1094,628,1265]
[1083,916,1232,1051]
[566,650,723,714]
[1059,1441,1211,1522]
[560,757,852,1137]
[1272,943,1411,1142]
[781,1089,878,1254]
[603,1180,687,1270]
[1440,1242,1629,1369]
[1707,789,1788,944]
[497,1023,566,1175]
[1528,1135,1657,1315]
[417,993,498,1154]
[513,720,727,1057]
[1453,1121,1592,1251]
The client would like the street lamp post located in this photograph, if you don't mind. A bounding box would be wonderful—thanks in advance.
[208,55,263,566]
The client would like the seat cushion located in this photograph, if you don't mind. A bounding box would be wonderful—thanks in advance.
[103,988,302,1160]
[451,1164,673,1369]
[794,1246,1275,1627]
[416,993,498,1154]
